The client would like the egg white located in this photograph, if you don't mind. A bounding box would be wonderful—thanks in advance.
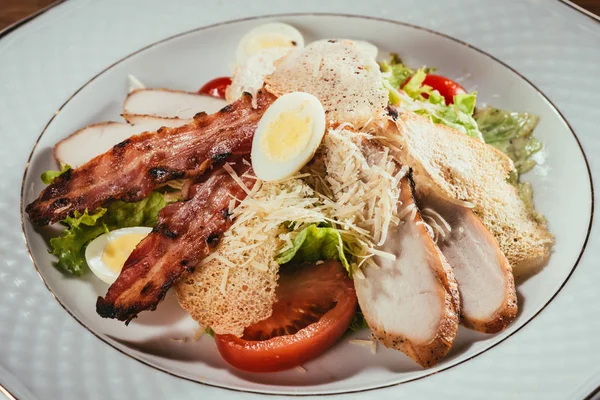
[236,22,304,65]
[251,92,326,182]
[85,227,152,284]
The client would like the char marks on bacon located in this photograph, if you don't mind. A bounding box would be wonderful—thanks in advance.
[96,164,255,322]
[26,91,275,226]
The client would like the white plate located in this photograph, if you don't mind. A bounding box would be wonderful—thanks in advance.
[3,1,600,399]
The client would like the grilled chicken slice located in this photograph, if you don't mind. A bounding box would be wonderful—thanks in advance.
[416,189,517,333]
[26,91,275,226]
[123,88,226,118]
[355,175,460,368]
[96,163,254,322]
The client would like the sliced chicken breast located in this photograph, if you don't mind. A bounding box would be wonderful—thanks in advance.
[416,189,517,333]
[123,88,226,119]
[355,176,460,367]
[381,111,553,276]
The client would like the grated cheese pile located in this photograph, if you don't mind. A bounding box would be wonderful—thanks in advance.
[202,169,337,276]
[322,125,409,273]
[214,135,409,277]
[420,207,452,243]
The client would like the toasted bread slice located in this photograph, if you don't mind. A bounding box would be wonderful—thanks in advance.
[175,228,281,337]
[385,111,554,277]
[265,40,388,128]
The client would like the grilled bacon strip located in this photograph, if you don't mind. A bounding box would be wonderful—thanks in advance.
[26,91,275,226]
[96,164,254,322]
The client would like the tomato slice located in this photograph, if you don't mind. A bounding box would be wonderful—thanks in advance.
[214,260,357,372]
[403,74,466,105]
[198,77,232,99]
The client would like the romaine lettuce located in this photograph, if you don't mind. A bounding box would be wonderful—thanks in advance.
[275,224,350,272]
[474,106,542,174]
[380,57,483,140]
[40,164,71,184]
[49,208,108,276]
[347,311,369,332]
[49,191,169,276]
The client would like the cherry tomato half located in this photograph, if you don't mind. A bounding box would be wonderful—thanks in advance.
[422,74,467,105]
[214,260,357,373]
[198,77,232,99]
[403,74,467,105]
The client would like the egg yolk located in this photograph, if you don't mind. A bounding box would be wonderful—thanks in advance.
[248,33,294,54]
[260,108,313,161]
[102,233,148,273]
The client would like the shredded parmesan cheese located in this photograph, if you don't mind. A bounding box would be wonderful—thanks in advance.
[421,207,452,243]
[422,207,452,233]
[193,326,206,341]
[322,126,405,270]
[349,339,377,354]
[398,203,416,220]
[127,74,145,92]
[205,170,338,276]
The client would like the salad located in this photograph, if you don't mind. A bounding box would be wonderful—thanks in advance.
[26,22,553,372]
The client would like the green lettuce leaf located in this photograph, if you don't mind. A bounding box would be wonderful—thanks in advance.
[275,224,350,272]
[417,92,481,140]
[474,106,539,143]
[347,311,369,332]
[41,164,71,184]
[474,106,541,174]
[401,68,428,99]
[49,208,108,276]
[104,191,168,228]
[475,106,545,222]
[380,57,483,140]
[49,191,170,276]
[380,58,414,90]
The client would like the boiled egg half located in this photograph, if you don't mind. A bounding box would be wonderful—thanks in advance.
[251,92,326,182]
[85,227,152,284]
[236,22,304,65]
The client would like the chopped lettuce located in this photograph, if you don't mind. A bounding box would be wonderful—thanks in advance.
[49,209,109,276]
[275,224,350,272]
[475,106,546,222]
[49,191,169,276]
[347,310,369,332]
[380,57,483,140]
[474,106,542,174]
[103,191,167,228]
[380,58,413,90]
[41,164,71,184]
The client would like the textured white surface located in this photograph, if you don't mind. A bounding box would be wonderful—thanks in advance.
[1,1,599,399]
